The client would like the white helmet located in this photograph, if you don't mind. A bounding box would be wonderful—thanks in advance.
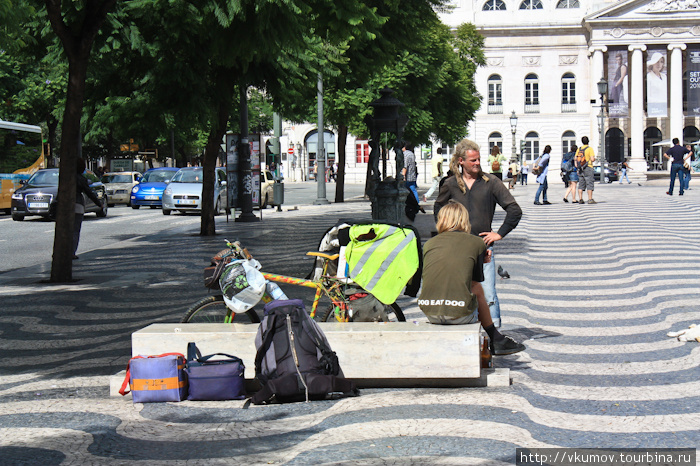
[219,259,266,312]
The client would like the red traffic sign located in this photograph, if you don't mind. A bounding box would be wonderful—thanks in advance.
[288,147,294,155]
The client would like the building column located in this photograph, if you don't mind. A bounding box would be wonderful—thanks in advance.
[668,43,687,142]
[589,46,607,153]
[628,44,647,182]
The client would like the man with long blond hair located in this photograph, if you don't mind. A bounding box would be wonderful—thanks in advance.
[434,138,522,327]
[420,202,525,355]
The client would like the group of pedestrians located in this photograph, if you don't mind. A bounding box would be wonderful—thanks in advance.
[663,138,693,196]
[534,136,597,205]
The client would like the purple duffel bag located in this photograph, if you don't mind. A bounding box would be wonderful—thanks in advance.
[185,342,246,401]
[119,353,188,403]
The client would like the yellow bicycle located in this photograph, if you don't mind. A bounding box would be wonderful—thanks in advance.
[182,240,405,324]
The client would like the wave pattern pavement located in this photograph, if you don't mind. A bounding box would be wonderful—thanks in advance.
[0,186,699,464]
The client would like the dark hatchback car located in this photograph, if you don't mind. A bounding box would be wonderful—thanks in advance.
[593,165,619,183]
[11,168,108,221]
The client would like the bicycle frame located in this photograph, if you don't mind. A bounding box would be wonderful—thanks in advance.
[261,271,348,320]
[221,240,352,321]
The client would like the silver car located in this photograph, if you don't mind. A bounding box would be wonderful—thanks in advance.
[101,171,142,206]
[162,167,228,215]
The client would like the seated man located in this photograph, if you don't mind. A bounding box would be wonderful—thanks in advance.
[419,201,525,355]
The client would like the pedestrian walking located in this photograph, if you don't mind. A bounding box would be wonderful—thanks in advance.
[662,138,690,196]
[401,143,419,202]
[424,147,444,202]
[520,164,528,185]
[562,145,578,203]
[434,138,522,327]
[576,136,596,204]
[487,146,507,181]
[683,144,692,191]
[619,158,632,184]
[534,146,551,205]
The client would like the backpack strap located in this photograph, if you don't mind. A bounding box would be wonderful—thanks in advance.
[300,317,340,376]
[254,313,278,385]
[187,342,202,362]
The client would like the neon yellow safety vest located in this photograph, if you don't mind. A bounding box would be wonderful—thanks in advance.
[345,224,420,304]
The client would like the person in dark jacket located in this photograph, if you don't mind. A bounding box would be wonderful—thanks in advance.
[434,138,522,327]
[73,158,103,259]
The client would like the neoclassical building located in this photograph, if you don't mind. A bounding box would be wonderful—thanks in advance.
[440,0,700,181]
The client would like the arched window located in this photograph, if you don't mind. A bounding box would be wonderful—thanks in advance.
[561,73,576,112]
[561,131,576,154]
[524,131,540,162]
[556,0,579,7]
[525,74,539,113]
[606,128,625,164]
[488,75,503,114]
[520,0,543,9]
[683,126,700,144]
[483,0,506,9]
[488,132,503,154]
[644,127,662,168]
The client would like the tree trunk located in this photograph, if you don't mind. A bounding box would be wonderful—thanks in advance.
[46,0,118,282]
[335,125,347,203]
[200,96,231,236]
[50,57,89,282]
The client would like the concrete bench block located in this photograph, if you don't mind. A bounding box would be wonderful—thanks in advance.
[119,321,500,390]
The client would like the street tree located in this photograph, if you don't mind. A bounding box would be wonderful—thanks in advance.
[44,0,119,282]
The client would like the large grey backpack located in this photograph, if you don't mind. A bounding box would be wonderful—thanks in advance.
[252,299,358,404]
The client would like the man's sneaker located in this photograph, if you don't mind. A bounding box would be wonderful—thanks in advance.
[578,200,585,204]
[588,199,597,204]
[490,335,526,356]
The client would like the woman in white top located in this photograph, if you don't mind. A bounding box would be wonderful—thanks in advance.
[646,52,667,116]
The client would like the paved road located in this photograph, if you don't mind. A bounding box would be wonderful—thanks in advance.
[0,181,699,464]
[0,181,365,273]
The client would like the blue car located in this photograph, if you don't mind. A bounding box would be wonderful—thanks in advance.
[130,167,180,209]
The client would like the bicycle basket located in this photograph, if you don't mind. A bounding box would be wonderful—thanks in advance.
[220,260,266,312]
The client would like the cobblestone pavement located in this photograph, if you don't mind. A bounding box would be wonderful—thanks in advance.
[1,181,699,465]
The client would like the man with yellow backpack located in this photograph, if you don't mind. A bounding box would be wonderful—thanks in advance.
[576,136,597,204]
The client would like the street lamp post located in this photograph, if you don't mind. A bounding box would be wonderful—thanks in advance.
[509,111,518,164]
[364,88,409,221]
[597,78,608,182]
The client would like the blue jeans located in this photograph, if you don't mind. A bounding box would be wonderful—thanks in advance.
[482,246,501,327]
[405,181,419,203]
[620,168,631,183]
[669,164,684,194]
[535,178,548,202]
[683,169,690,190]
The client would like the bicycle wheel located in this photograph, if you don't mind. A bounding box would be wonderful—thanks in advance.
[319,302,405,322]
[181,295,261,323]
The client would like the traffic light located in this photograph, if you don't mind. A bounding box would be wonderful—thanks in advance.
[520,141,526,153]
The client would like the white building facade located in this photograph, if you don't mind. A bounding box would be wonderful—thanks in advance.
[440,0,700,182]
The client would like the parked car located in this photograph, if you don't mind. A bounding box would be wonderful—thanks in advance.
[161,167,228,215]
[130,167,179,209]
[593,165,618,183]
[260,169,278,209]
[101,171,142,206]
[11,168,108,221]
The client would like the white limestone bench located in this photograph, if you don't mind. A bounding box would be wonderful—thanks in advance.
[110,322,509,396]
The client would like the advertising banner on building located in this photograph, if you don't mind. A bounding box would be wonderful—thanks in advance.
[688,48,700,117]
[608,51,628,117]
[646,49,668,117]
